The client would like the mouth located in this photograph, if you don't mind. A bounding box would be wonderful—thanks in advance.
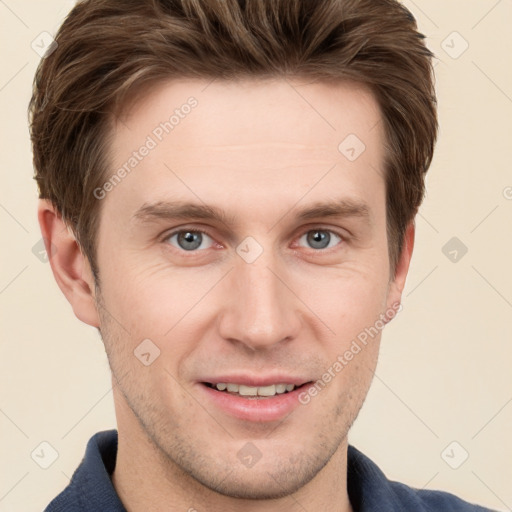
[202,381,310,399]
[198,380,314,422]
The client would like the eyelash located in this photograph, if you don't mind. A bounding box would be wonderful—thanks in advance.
[161,226,347,254]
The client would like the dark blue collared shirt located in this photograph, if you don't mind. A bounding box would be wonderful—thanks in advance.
[43,429,495,511]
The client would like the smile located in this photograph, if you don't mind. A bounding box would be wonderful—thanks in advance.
[204,382,297,397]
[199,381,313,422]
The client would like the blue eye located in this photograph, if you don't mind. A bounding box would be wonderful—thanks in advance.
[166,230,214,251]
[163,227,343,254]
[298,229,342,250]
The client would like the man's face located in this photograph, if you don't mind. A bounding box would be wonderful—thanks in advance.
[94,78,404,498]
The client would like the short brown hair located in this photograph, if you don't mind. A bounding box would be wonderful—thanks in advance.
[29,0,437,281]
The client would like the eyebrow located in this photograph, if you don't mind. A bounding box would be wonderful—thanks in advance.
[131,198,371,227]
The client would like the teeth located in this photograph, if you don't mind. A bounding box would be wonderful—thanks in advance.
[239,385,258,396]
[213,383,297,396]
[257,385,276,396]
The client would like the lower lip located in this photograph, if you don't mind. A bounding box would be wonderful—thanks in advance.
[198,383,311,422]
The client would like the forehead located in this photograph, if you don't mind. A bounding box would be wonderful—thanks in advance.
[103,77,385,226]
[114,77,381,152]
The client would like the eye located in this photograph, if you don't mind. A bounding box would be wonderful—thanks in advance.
[165,230,215,251]
[297,229,343,250]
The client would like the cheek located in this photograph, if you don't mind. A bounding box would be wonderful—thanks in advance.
[98,254,226,342]
[320,268,388,400]
[303,265,390,340]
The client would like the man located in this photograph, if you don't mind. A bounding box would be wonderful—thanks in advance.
[29,0,494,510]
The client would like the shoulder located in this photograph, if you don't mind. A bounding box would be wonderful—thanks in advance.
[387,479,495,511]
[43,430,124,512]
[347,445,496,512]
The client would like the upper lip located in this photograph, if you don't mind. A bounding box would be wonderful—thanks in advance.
[200,374,312,387]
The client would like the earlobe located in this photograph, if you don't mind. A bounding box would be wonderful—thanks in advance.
[37,199,100,327]
[386,221,415,315]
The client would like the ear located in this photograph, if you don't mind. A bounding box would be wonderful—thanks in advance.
[37,198,100,327]
[385,220,415,317]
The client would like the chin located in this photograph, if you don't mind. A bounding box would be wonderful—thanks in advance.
[194,466,313,500]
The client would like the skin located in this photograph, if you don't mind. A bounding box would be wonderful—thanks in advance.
[39,78,414,512]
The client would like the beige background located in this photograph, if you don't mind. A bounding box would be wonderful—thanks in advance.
[1,1,511,510]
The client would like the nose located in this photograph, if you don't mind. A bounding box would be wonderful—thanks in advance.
[217,252,302,352]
